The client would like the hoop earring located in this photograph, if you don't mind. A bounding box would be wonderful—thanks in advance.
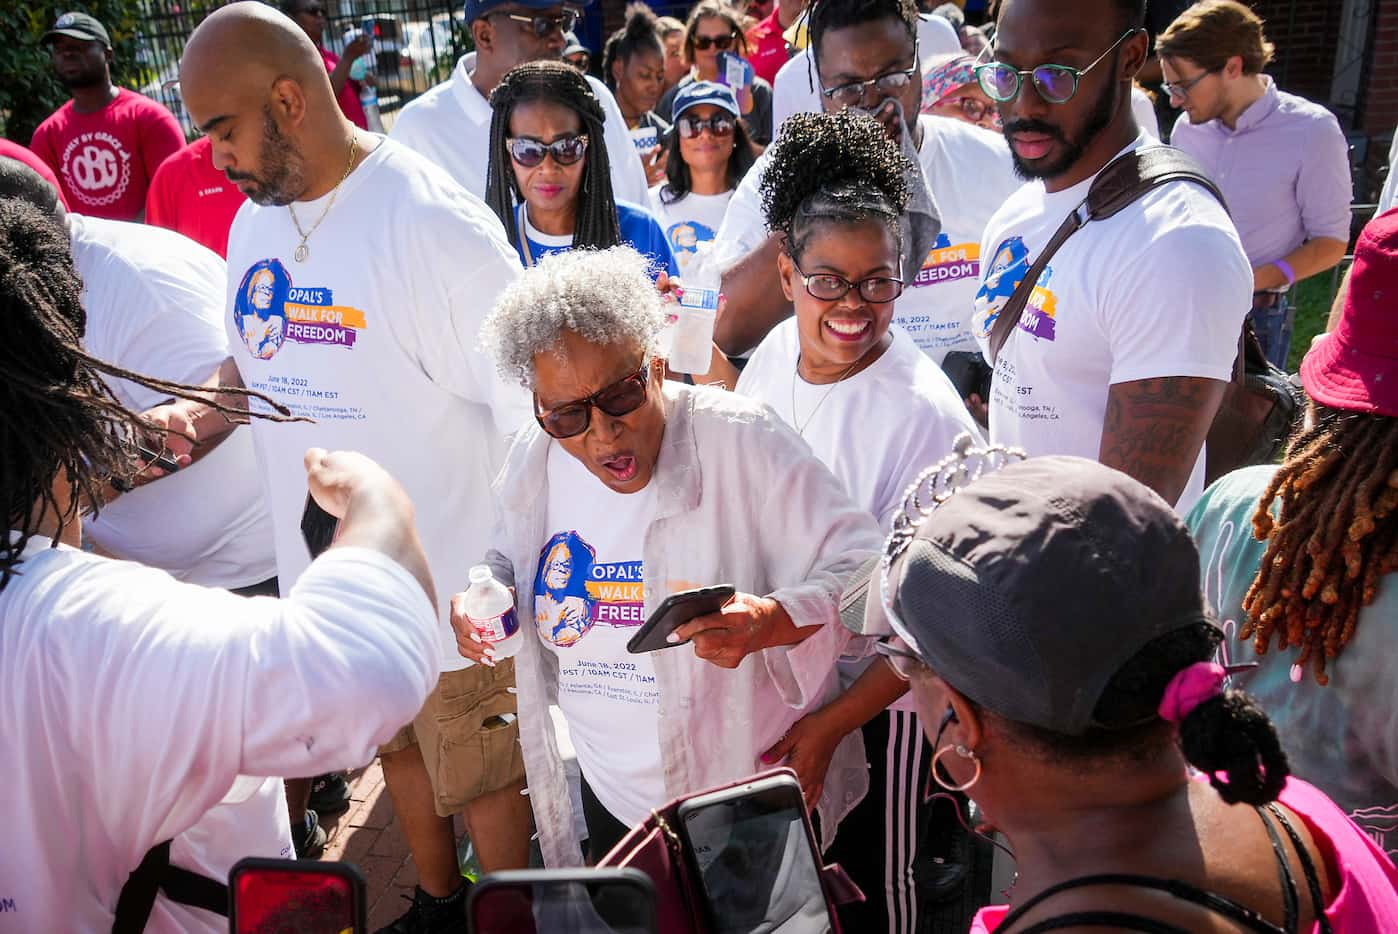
[931,744,981,793]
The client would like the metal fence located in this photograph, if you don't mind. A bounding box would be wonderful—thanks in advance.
[132,0,473,136]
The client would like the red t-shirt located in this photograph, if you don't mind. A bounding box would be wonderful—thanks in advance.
[745,9,791,87]
[321,48,369,130]
[0,138,69,209]
[145,136,246,259]
[29,88,185,222]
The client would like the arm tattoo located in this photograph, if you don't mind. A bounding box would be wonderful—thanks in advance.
[1099,376,1225,506]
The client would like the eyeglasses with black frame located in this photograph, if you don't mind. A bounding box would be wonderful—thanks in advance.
[533,363,650,439]
[821,62,919,109]
[491,7,580,39]
[691,31,736,51]
[1161,67,1217,101]
[974,28,1140,105]
[507,134,589,168]
[676,113,735,139]
[790,257,904,304]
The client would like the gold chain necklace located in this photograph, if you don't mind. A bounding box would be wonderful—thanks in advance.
[791,354,860,437]
[287,135,357,263]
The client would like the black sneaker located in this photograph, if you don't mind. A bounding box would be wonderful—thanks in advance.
[373,883,470,934]
[290,809,327,860]
[308,772,353,817]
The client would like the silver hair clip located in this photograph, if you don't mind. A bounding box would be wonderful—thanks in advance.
[882,433,1027,566]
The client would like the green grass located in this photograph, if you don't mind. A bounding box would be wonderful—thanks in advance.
[1286,268,1345,373]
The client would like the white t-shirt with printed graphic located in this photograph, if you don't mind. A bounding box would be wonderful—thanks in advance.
[647,187,733,278]
[971,138,1251,512]
[224,137,532,671]
[535,443,663,827]
[716,115,1020,362]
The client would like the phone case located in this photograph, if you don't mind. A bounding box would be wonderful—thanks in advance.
[598,768,860,933]
[626,584,735,654]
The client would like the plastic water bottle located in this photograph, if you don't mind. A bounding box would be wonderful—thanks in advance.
[463,565,522,659]
[358,83,384,133]
[668,246,720,375]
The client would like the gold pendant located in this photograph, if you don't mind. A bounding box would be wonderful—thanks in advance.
[294,242,309,263]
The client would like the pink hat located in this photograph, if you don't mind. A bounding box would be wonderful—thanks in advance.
[1300,208,1398,417]
[921,53,977,110]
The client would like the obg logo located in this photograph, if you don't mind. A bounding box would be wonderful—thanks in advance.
[60,132,131,208]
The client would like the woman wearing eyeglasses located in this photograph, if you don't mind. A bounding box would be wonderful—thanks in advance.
[734,110,982,934]
[453,244,881,869]
[921,52,1001,130]
[281,0,371,130]
[485,61,679,278]
[655,0,774,146]
[647,82,754,278]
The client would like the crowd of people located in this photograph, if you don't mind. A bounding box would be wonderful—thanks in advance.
[1,0,1396,932]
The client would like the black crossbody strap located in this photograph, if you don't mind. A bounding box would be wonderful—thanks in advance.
[989,145,1227,364]
[112,839,229,933]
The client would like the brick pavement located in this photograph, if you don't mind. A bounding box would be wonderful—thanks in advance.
[318,760,464,930]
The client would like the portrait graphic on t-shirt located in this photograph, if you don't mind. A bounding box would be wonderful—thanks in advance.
[912,232,982,289]
[59,131,132,210]
[233,258,367,360]
[534,530,645,647]
[665,220,716,272]
[973,236,1059,343]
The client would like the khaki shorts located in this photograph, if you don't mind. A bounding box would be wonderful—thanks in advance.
[380,659,526,817]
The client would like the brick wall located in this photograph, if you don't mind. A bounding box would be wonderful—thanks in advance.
[1250,0,1344,108]
[1361,0,1398,134]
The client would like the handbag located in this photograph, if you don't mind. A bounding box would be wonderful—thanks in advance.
[596,768,862,933]
[985,145,1299,479]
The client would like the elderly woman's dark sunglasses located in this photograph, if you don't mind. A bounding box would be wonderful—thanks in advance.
[534,364,650,439]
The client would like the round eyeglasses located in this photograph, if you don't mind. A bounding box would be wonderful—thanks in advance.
[975,28,1139,105]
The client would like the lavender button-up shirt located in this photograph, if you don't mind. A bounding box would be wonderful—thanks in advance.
[1170,77,1351,271]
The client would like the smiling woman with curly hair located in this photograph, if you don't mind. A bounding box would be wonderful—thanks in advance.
[733,109,983,934]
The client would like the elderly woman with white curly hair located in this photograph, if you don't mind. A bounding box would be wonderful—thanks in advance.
[450,244,881,867]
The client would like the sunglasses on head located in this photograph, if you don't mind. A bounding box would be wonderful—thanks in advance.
[676,112,735,139]
[507,134,588,167]
[534,364,650,439]
[692,32,736,51]
[492,7,580,39]
[974,28,1138,105]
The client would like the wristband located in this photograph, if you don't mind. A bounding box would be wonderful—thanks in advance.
[1273,258,1297,287]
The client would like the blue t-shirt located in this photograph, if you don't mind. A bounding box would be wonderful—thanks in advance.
[515,201,680,278]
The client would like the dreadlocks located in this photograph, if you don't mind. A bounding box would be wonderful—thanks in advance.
[1242,405,1398,685]
[484,60,622,254]
[0,198,291,591]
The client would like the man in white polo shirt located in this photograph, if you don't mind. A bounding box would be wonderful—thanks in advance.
[1158,0,1351,370]
[717,0,1019,367]
[971,0,1250,513]
[180,6,534,932]
[390,0,647,204]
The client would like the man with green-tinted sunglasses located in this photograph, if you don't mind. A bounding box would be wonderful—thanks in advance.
[968,0,1252,516]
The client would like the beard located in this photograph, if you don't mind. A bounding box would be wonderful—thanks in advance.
[1003,67,1121,181]
[58,64,106,90]
[225,108,306,206]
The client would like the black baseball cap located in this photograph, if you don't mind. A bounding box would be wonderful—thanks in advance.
[841,453,1217,737]
[42,12,112,49]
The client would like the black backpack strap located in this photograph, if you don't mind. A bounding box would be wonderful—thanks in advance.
[1264,804,1334,934]
[112,840,229,933]
[995,872,1285,934]
[989,145,1228,365]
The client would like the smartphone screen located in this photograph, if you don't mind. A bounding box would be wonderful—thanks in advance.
[680,782,831,934]
[300,493,339,560]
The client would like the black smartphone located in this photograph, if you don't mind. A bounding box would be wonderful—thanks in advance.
[468,868,657,934]
[300,493,339,560]
[134,442,182,474]
[626,584,736,654]
[228,857,367,933]
[675,772,832,934]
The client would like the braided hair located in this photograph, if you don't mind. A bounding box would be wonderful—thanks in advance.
[759,109,912,260]
[0,198,291,591]
[1241,405,1398,685]
[602,3,665,94]
[485,60,622,254]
